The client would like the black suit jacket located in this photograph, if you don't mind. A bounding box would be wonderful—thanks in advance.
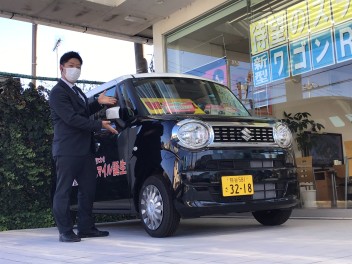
[49,79,103,156]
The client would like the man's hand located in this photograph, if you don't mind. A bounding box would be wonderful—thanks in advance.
[98,90,117,105]
[102,120,118,134]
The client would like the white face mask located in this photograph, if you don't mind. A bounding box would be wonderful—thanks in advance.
[64,67,81,83]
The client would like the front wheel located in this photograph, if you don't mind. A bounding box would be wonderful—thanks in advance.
[139,175,180,237]
[252,208,293,226]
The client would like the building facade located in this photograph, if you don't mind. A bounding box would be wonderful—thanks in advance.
[152,0,352,209]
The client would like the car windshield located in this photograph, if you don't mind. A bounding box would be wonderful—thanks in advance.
[133,77,250,117]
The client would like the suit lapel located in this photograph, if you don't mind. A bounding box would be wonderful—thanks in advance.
[59,80,87,109]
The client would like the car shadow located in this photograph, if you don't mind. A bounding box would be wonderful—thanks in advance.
[101,216,288,238]
[176,216,284,237]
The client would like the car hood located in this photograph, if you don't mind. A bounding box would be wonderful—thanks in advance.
[146,114,277,125]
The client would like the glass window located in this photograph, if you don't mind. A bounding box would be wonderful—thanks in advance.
[92,86,116,120]
[165,1,254,111]
[117,82,135,109]
[164,0,352,207]
[133,77,249,116]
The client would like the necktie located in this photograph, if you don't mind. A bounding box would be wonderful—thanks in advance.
[72,85,80,96]
[72,86,85,102]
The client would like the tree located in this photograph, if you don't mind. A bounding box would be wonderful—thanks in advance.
[280,111,325,157]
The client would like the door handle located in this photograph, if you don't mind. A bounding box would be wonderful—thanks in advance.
[95,142,101,152]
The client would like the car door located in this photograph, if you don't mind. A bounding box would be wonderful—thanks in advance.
[91,86,131,212]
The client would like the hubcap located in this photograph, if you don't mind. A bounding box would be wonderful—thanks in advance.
[140,184,163,230]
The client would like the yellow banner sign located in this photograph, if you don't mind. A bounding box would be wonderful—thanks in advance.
[308,0,333,33]
[267,10,288,48]
[140,98,205,115]
[250,17,269,55]
[287,1,309,40]
[331,0,352,25]
[250,0,352,58]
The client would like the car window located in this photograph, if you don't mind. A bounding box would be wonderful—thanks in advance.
[117,83,135,109]
[133,77,250,116]
[93,86,116,100]
[92,86,116,120]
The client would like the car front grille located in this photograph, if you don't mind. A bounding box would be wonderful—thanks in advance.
[201,159,285,170]
[212,126,274,143]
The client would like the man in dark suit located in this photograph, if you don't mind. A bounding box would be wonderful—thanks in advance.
[49,51,117,242]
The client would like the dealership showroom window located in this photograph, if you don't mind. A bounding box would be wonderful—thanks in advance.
[164,0,352,209]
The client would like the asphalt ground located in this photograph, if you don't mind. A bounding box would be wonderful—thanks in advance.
[1,209,352,264]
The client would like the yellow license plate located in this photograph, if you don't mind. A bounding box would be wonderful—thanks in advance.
[221,175,254,197]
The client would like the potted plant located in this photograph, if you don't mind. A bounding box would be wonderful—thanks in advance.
[280,111,325,156]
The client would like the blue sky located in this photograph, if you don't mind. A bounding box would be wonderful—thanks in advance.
[0,17,153,83]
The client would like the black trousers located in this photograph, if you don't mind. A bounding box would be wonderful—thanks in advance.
[53,154,97,234]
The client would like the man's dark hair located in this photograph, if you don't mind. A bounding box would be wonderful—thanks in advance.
[60,51,83,65]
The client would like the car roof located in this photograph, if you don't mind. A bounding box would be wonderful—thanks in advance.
[85,72,219,97]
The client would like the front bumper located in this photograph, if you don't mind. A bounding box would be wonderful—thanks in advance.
[169,147,298,218]
[174,173,298,218]
[176,195,298,218]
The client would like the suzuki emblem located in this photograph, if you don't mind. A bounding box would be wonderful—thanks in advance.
[241,128,253,141]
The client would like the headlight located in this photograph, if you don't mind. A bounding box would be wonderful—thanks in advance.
[273,122,293,148]
[172,119,213,149]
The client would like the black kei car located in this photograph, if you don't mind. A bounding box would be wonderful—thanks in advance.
[72,73,298,237]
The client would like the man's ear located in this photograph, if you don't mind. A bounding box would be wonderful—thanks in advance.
[59,65,64,73]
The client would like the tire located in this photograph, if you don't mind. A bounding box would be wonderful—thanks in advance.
[252,208,293,226]
[139,175,180,237]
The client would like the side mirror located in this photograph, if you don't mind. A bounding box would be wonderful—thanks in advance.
[106,106,126,129]
[106,106,120,120]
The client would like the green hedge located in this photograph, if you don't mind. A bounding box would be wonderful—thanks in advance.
[0,78,55,230]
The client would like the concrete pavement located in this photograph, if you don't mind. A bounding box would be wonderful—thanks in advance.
[1,210,352,264]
